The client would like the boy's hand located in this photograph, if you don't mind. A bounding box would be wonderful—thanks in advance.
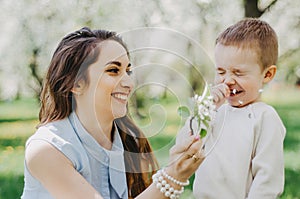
[211,83,230,109]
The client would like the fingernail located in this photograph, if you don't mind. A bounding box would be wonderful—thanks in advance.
[194,135,200,140]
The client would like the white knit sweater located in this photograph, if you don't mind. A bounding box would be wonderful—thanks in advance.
[192,102,285,199]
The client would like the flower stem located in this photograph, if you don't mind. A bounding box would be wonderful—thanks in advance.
[190,116,195,135]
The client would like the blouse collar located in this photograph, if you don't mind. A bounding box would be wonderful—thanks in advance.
[68,112,127,198]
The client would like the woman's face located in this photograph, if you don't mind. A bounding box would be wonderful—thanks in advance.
[81,40,134,121]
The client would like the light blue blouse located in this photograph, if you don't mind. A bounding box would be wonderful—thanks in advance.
[21,112,128,199]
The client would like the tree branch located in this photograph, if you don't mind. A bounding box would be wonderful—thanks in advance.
[244,0,278,18]
[28,48,43,98]
[261,0,278,13]
[278,47,300,64]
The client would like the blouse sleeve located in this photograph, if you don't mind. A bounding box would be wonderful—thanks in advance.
[247,106,286,199]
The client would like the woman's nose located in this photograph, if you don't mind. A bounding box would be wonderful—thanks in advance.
[120,73,134,89]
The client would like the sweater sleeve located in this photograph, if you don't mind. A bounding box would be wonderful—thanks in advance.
[247,106,286,199]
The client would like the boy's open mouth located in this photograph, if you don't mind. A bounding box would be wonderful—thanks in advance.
[230,89,243,96]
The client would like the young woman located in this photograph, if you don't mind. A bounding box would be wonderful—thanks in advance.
[21,27,204,199]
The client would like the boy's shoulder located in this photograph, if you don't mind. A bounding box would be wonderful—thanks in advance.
[251,102,286,136]
[250,102,279,117]
[217,102,282,122]
[217,102,275,112]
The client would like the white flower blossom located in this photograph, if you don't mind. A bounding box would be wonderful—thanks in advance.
[177,85,216,138]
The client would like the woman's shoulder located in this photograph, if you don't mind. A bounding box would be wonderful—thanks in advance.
[28,118,77,147]
[26,117,88,170]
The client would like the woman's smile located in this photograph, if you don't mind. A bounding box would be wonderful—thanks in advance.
[111,92,130,104]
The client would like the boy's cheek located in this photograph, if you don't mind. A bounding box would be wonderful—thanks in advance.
[214,76,223,84]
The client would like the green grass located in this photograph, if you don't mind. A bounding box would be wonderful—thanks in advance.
[0,173,24,199]
[0,98,39,121]
[268,95,300,199]
[0,88,299,199]
[0,98,39,199]
[0,146,25,175]
[0,147,25,198]
[0,120,38,149]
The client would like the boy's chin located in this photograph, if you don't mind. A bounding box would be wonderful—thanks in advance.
[229,100,247,108]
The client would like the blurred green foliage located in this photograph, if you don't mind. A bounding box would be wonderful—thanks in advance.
[0,98,39,198]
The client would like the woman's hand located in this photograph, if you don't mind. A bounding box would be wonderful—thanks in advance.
[136,127,204,199]
[166,130,204,182]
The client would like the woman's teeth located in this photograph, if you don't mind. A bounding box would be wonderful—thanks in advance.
[113,93,128,100]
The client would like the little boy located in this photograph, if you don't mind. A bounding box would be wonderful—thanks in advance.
[193,18,286,198]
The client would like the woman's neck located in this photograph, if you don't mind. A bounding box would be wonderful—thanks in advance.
[75,108,114,150]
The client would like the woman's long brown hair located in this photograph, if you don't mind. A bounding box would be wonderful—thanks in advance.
[39,27,158,197]
[116,116,159,198]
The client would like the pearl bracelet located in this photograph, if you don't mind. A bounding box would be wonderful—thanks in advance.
[152,170,184,199]
[161,168,190,186]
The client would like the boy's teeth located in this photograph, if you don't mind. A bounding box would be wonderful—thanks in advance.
[232,89,237,94]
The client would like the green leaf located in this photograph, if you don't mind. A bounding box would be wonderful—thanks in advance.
[202,120,209,128]
[200,129,207,138]
[177,106,190,118]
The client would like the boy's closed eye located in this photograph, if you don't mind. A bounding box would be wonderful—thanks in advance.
[216,69,226,75]
[234,71,243,76]
[232,69,247,77]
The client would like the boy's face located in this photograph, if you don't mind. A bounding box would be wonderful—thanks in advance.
[214,44,265,107]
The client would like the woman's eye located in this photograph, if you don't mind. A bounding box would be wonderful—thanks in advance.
[126,70,133,75]
[106,68,119,73]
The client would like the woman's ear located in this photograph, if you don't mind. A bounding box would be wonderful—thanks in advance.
[71,80,85,96]
[263,65,277,84]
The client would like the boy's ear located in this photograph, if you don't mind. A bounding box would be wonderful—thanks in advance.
[263,65,277,84]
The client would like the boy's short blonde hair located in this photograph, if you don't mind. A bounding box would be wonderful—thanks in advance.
[216,18,278,70]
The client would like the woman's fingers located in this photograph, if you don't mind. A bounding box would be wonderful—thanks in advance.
[169,135,203,167]
[185,143,205,164]
[167,102,208,180]
[172,118,205,166]
[188,139,203,155]
[166,139,205,181]
[175,116,200,146]
[175,117,192,145]
[172,134,200,155]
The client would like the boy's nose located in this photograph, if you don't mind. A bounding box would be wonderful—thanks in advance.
[223,75,235,85]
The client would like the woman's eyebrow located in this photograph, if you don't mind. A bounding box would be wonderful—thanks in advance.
[105,61,131,68]
[105,61,121,67]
